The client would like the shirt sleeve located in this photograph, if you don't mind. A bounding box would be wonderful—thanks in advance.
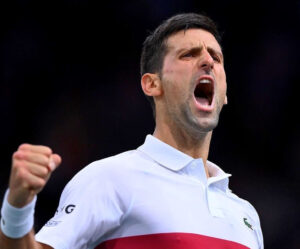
[35,162,125,249]
[246,202,264,249]
[254,213,264,249]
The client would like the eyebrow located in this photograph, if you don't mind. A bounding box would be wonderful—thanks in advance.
[175,45,224,61]
[207,47,224,61]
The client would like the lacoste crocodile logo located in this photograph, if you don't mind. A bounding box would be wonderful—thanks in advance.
[243,218,253,230]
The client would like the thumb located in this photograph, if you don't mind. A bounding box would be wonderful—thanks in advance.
[48,154,62,171]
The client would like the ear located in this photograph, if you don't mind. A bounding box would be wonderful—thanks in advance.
[224,95,228,105]
[141,73,163,97]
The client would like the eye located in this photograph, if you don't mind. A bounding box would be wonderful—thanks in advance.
[180,49,200,59]
[212,55,220,62]
[181,52,194,58]
[211,54,222,63]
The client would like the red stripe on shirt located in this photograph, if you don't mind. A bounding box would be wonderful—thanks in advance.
[95,232,250,249]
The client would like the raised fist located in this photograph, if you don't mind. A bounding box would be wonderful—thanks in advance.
[7,144,62,208]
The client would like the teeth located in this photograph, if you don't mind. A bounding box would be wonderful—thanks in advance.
[199,79,211,84]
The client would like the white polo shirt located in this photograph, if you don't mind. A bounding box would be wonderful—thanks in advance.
[36,135,263,249]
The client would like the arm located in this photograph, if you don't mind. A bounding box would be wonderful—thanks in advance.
[0,229,46,249]
[0,144,62,249]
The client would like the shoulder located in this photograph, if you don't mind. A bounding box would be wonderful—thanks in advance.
[63,149,142,193]
[227,190,261,225]
[55,150,142,212]
[77,149,141,176]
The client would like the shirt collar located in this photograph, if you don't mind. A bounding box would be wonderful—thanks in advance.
[138,135,193,171]
[206,161,232,191]
[137,135,231,191]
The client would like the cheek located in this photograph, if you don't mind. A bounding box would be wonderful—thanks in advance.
[164,82,182,100]
[216,68,227,89]
[162,80,189,108]
[163,57,192,79]
[162,70,191,97]
[161,60,193,102]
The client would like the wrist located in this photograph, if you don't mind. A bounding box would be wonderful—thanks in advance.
[7,189,36,208]
[1,189,37,238]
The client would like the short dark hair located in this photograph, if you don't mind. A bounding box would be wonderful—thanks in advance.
[140,13,222,115]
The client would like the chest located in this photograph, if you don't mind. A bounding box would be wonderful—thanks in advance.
[109,175,260,249]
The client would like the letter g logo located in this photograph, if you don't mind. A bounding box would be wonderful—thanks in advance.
[65,204,76,214]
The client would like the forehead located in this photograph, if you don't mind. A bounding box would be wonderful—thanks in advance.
[166,28,222,53]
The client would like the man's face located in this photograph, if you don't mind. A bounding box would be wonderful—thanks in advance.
[158,28,227,136]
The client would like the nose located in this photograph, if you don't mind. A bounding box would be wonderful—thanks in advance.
[198,49,214,71]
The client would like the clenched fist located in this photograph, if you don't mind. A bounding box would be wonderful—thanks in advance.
[7,144,62,208]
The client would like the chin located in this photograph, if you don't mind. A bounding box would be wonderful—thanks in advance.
[180,106,220,135]
[194,117,219,133]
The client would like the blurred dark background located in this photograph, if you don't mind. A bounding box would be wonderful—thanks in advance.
[0,0,299,248]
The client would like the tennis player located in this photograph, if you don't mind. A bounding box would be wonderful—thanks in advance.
[0,13,263,249]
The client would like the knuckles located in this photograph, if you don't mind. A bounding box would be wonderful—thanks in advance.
[12,150,23,160]
[13,146,52,167]
[18,143,53,155]
[10,144,58,192]
[18,143,31,150]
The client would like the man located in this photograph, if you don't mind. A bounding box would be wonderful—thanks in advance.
[0,13,263,249]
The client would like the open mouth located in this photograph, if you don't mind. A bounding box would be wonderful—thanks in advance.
[194,78,214,106]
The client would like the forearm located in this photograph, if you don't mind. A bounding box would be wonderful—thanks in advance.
[0,229,42,249]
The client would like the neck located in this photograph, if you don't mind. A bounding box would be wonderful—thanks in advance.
[153,121,212,177]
